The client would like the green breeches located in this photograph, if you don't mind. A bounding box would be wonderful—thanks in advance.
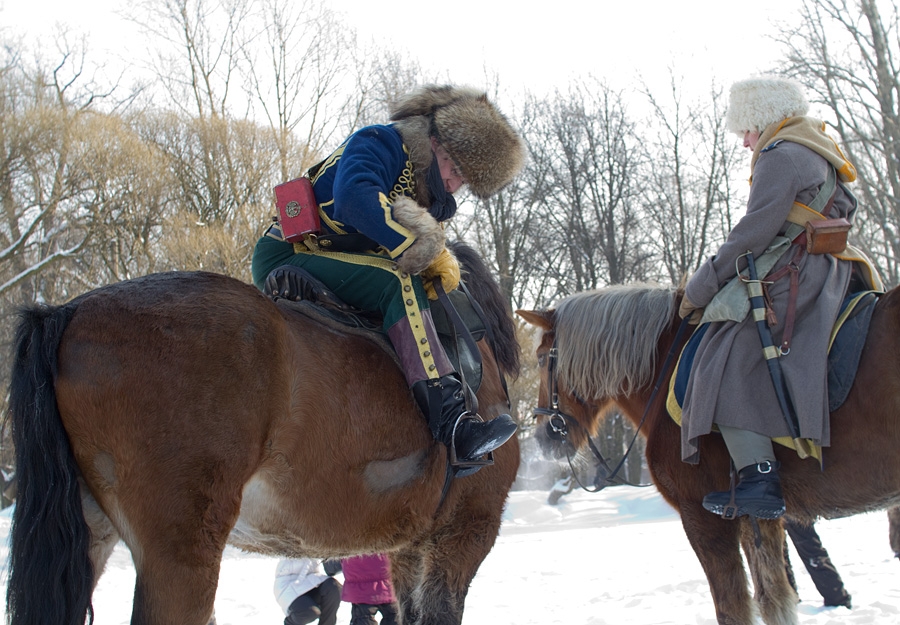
[251,235,452,384]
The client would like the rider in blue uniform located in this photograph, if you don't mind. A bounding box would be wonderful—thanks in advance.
[252,85,526,473]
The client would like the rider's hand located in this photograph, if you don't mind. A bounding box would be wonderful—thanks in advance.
[421,247,461,300]
[678,294,704,325]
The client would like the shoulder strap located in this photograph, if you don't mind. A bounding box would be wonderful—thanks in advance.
[786,166,838,226]
[808,166,837,214]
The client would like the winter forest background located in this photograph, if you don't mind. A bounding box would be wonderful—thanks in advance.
[3,0,900,488]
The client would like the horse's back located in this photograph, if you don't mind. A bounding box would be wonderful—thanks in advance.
[58,271,289,438]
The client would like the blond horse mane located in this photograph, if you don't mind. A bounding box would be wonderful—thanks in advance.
[554,284,677,400]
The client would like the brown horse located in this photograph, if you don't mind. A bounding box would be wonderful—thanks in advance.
[518,284,900,625]
[7,242,520,625]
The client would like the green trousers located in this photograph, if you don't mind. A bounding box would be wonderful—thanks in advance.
[252,235,453,384]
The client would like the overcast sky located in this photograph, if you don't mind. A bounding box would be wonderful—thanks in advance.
[2,0,807,103]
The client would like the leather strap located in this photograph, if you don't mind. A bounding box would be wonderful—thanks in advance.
[762,243,806,355]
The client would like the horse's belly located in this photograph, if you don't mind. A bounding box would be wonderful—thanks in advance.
[228,474,312,556]
[230,449,438,558]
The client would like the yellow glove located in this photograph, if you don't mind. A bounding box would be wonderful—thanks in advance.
[421,247,461,300]
[678,293,704,325]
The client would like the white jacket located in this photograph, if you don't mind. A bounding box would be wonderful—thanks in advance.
[273,558,329,614]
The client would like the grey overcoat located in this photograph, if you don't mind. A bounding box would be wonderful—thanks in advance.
[681,140,855,463]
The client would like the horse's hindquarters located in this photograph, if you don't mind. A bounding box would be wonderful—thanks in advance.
[54,274,290,623]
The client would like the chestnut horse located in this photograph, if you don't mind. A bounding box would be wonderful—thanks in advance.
[518,284,900,625]
[7,242,520,625]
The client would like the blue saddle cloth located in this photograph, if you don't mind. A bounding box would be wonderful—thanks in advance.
[672,291,879,414]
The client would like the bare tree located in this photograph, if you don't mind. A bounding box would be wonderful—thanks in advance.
[776,0,900,286]
[640,74,743,284]
[0,38,115,302]
[242,0,358,179]
[135,0,259,224]
[139,0,247,119]
[61,110,174,287]
[524,79,649,300]
[339,47,437,136]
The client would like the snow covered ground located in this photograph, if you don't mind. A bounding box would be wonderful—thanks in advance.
[1,485,897,624]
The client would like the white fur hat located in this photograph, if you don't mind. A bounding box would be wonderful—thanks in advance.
[725,76,809,135]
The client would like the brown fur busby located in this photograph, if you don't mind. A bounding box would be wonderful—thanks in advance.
[390,85,525,198]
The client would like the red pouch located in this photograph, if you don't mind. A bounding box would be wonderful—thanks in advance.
[274,177,321,243]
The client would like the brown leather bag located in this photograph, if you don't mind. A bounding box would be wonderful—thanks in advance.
[805,218,851,255]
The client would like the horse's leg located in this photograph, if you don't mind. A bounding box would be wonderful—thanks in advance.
[130,548,222,625]
[80,446,247,625]
[679,503,757,624]
[387,508,483,625]
[80,484,120,590]
[741,520,798,625]
[648,423,758,624]
[391,546,425,624]
[125,482,241,625]
[414,533,471,625]
[119,466,247,625]
[414,475,512,623]
[888,506,900,560]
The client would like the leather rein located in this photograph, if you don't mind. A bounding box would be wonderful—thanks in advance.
[533,315,693,493]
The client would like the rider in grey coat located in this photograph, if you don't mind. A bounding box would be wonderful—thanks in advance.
[679,76,861,519]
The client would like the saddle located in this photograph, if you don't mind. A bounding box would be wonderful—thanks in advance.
[263,265,486,392]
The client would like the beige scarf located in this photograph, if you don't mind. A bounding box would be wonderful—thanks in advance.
[750,116,857,183]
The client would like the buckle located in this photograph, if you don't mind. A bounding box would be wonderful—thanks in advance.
[264,222,286,241]
[722,504,739,520]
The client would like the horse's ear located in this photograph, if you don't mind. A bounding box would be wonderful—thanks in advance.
[516,308,554,331]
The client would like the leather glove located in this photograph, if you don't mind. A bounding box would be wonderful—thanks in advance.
[678,293,704,325]
[420,247,461,300]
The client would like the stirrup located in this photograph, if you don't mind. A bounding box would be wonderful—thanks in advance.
[448,412,495,470]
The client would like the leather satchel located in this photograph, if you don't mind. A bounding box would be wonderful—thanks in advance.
[805,218,851,255]
[274,177,321,243]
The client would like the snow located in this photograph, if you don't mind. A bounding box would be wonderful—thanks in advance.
[1,484,897,625]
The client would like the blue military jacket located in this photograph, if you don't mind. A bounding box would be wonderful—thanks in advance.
[311,124,418,258]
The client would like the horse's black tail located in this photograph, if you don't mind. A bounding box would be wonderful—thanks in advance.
[7,303,94,625]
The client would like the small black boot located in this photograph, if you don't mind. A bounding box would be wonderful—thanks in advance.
[411,375,517,472]
[702,461,785,519]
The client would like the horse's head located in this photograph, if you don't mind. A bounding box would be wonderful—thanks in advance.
[516,308,606,459]
[518,285,680,460]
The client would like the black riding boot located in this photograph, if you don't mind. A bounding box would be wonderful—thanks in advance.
[702,461,785,519]
[412,375,517,473]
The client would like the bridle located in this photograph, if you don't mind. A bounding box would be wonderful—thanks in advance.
[532,341,577,441]
[533,316,693,493]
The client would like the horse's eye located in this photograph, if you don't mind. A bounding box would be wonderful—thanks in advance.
[537,353,547,367]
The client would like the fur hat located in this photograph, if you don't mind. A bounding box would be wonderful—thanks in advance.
[725,76,809,135]
[390,85,525,198]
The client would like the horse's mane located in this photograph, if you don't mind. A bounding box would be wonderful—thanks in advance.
[449,241,520,380]
[553,284,676,400]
